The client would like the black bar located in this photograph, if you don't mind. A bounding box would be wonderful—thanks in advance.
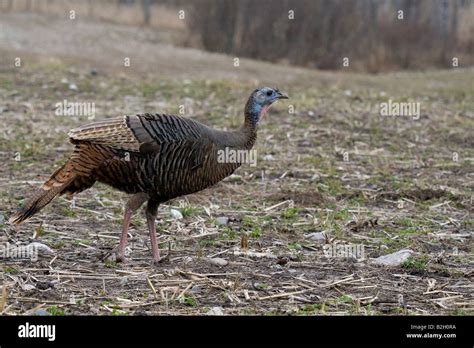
[0,316,472,346]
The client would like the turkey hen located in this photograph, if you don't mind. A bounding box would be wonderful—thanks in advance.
[10,87,288,263]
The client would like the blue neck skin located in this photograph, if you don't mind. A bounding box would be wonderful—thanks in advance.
[247,101,263,127]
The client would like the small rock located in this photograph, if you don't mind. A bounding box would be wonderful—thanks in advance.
[90,68,98,76]
[191,285,201,294]
[27,242,55,254]
[170,209,183,220]
[60,78,68,84]
[34,309,50,316]
[263,154,275,161]
[204,257,228,267]
[21,284,36,291]
[372,249,413,266]
[206,306,224,315]
[68,83,78,91]
[228,174,242,182]
[306,232,326,243]
[214,217,229,226]
[344,90,352,97]
[120,277,129,286]
[182,256,193,264]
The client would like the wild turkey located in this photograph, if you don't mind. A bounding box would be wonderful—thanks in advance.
[10,87,288,263]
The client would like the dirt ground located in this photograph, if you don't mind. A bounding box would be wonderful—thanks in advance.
[0,13,473,315]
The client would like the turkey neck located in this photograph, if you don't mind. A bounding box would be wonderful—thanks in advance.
[212,107,258,151]
[231,97,260,150]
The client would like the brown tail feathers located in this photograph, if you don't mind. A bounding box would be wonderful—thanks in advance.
[9,142,112,224]
[9,161,77,225]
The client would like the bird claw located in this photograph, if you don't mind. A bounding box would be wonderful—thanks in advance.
[100,247,126,263]
[104,246,127,263]
[151,242,171,266]
[151,251,170,266]
[151,256,165,266]
[115,253,127,263]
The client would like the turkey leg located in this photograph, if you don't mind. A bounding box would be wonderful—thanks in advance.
[116,192,148,262]
[145,199,162,264]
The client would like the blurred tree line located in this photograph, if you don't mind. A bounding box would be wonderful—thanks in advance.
[4,0,473,72]
[185,0,474,72]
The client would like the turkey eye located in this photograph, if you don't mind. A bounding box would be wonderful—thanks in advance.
[266,90,273,96]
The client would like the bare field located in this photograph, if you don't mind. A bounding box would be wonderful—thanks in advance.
[0,13,473,316]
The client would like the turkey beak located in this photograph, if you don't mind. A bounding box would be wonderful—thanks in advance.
[276,91,288,100]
